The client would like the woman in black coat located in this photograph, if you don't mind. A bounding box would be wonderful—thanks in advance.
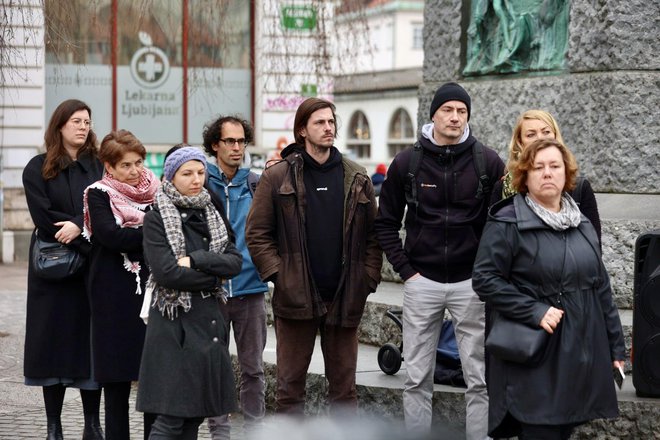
[83,129,160,439]
[490,109,601,243]
[22,99,104,439]
[136,147,241,439]
[473,139,625,439]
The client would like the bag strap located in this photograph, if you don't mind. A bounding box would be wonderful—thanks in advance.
[572,176,585,206]
[247,171,260,197]
[404,142,423,218]
[473,141,492,200]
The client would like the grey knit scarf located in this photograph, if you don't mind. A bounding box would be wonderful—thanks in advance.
[525,193,582,231]
[147,180,229,319]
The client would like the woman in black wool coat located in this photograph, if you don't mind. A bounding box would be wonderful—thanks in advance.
[473,139,625,439]
[22,99,104,440]
[136,147,242,439]
[83,129,160,439]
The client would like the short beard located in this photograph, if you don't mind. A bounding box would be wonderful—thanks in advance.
[306,142,332,156]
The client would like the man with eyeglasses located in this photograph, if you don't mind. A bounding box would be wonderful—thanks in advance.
[202,115,268,440]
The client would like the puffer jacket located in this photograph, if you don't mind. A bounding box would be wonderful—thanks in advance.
[472,194,625,437]
[245,144,382,327]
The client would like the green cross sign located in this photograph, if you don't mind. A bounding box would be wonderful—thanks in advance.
[301,84,317,97]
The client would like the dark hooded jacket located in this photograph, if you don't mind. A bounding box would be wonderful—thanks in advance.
[245,144,382,327]
[472,194,625,437]
[375,131,504,282]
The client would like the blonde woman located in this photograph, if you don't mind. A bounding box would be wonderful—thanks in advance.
[491,110,601,242]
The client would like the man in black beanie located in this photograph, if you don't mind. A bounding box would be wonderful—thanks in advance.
[375,82,504,440]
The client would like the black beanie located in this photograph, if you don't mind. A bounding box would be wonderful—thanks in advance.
[429,82,471,120]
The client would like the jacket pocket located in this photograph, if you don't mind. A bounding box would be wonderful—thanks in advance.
[274,253,308,310]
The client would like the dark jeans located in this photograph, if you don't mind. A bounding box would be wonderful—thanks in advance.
[207,293,267,439]
[149,415,204,440]
[519,422,575,440]
[274,314,359,415]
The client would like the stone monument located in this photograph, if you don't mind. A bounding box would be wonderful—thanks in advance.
[421,1,660,436]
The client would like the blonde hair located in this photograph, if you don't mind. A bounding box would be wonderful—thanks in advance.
[507,110,565,169]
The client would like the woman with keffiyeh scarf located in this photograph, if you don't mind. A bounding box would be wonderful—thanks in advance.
[83,129,159,439]
[136,147,241,439]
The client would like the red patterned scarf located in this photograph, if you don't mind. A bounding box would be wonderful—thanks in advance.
[83,167,159,293]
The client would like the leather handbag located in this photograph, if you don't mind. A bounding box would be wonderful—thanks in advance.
[486,313,550,365]
[31,229,86,280]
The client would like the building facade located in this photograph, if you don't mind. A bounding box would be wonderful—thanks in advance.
[332,0,424,171]
[0,0,340,261]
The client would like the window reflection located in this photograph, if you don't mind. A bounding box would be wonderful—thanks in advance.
[45,0,111,65]
[118,0,181,66]
[188,0,250,68]
[388,108,415,157]
[347,111,371,159]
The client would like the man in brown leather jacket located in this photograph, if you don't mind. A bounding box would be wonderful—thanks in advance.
[246,98,382,415]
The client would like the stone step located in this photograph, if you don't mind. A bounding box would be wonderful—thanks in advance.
[234,311,660,439]
[358,281,635,371]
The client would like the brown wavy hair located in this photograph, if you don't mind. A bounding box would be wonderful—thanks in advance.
[293,98,337,145]
[99,130,146,167]
[42,99,98,179]
[511,138,579,194]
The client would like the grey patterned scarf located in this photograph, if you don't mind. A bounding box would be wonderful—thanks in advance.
[147,180,229,319]
[525,193,582,231]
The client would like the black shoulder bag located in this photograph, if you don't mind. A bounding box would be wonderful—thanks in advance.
[31,229,86,280]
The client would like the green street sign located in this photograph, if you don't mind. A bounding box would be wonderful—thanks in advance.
[281,5,317,30]
[301,84,317,97]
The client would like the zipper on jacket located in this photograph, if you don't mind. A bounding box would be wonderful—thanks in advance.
[443,150,450,283]
[224,184,234,297]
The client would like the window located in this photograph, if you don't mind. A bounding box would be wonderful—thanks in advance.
[388,108,415,157]
[412,23,423,50]
[347,111,371,159]
[44,0,252,145]
[45,0,111,65]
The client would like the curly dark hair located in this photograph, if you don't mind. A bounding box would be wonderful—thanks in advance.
[202,115,254,157]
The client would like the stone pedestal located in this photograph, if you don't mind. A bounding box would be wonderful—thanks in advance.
[421,0,659,193]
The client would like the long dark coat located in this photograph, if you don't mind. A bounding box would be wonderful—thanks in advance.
[22,152,103,379]
[86,189,149,383]
[472,194,625,438]
[136,206,242,418]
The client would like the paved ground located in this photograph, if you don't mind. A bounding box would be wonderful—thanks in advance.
[0,262,246,439]
[0,263,420,440]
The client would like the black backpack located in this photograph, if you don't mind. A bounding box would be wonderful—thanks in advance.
[404,141,492,218]
[247,171,260,197]
[433,320,466,387]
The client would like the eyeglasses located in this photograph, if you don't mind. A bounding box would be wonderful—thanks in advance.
[219,138,248,147]
[69,118,93,129]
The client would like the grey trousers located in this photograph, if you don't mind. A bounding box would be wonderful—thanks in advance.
[207,293,267,440]
[402,276,489,440]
